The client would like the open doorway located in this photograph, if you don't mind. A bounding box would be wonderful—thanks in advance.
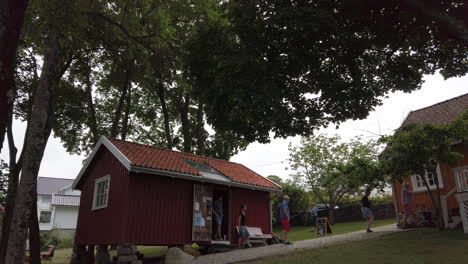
[212,189,229,242]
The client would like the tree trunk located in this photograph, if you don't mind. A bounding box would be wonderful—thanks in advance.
[5,31,63,264]
[156,82,172,149]
[421,173,442,229]
[28,200,40,264]
[110,65,130,138]
[0,112,23,262]
[85,65,99,144]
[0,0,29,153]
[328,206,335,225]
[121,83,132,141]
[432,167,444,230]
[179,94,192,153]
[195,101,206,155]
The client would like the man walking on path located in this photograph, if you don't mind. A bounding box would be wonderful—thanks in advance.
[279,195,293,245]
[361,190,374,233]
[310,203,318,229]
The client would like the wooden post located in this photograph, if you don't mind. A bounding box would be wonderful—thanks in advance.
[95,245,110,264]
[69,244,86,264]
[86,245,95,264]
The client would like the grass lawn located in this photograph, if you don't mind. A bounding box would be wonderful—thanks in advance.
[272,219,395,242]
[51,246,168,264]
[50,219,395,263]
[246,229,468,264]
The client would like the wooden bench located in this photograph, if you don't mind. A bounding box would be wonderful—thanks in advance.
[237,226,272,246]
[41,245,55,261]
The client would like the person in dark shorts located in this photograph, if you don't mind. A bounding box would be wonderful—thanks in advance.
[279,195,292,245]
[213,196,224,240]
[238,204,251,248]
[361,190,374,233]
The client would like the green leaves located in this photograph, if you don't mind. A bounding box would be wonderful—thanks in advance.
[289,134,384,205]
[185,0,468,142]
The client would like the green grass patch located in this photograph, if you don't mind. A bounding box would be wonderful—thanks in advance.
[49,219,396,263]
[246,229,468,264]
[273,219,395,242]
[50,246,168,264]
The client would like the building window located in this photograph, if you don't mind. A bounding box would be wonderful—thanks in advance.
[39,211,52,223]
[411,164,443,192]
[41,196,51,204]
[92,175,110,210]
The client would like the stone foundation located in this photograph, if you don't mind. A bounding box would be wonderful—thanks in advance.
[116,244,141,264]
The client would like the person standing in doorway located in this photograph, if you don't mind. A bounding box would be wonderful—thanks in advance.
[213,196,224,240]
[279,195,293,245]
[238,204,251,248]
[310,203,318,230]
[401,182,413,227]
[361,190,374,233]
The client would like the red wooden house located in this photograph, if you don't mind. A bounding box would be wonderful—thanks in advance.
[72,137,281,248]
[392,93,468,233]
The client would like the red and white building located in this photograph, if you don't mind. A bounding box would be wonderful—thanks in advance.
[392,93,468,233]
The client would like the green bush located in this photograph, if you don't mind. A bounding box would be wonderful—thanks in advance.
[337,194,394,208]
[40,230,74,250]
[271,182,309,226]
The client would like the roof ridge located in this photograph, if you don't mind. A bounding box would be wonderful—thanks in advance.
[407,92,468,114]
[38,176,74,180]
[109,138,241,164]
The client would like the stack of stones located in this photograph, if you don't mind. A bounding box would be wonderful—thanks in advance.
[117,244,142,264]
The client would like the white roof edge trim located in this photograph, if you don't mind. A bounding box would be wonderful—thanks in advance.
[130,166,282,193]
[72,136,132,190]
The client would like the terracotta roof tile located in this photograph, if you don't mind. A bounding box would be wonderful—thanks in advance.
[110,139,281,190]
[402,93,468,126]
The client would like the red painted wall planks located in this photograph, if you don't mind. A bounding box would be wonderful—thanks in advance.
[75,147,130,245]
[229,188,272,243]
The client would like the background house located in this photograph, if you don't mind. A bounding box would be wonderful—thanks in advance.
[37,177,81,238]
[392,93,468,233]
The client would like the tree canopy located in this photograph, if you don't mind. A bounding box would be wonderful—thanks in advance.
[187,0,468,143]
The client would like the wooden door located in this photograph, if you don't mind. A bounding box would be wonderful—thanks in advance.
[192,184,213,241]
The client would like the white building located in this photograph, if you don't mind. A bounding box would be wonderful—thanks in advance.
[37,177,81,238]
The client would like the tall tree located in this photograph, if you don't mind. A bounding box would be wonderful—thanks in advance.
[0,0,29,153]
[289,135,382,224]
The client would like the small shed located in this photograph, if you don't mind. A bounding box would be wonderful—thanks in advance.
[72,136,281,249]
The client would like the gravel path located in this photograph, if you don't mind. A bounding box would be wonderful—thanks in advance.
[190,224,409,264]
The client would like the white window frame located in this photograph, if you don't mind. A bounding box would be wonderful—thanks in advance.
[411,164,444,192]
[39,210,52,224]
[92,175,111,210]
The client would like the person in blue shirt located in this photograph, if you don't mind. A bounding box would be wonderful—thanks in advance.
[310,203,318,229]
[279,195,292,245]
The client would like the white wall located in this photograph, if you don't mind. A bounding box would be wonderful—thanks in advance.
[37,194,53,231]
[53,206,79,229]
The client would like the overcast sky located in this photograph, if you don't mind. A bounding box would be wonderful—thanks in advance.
[1,73,467,180]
